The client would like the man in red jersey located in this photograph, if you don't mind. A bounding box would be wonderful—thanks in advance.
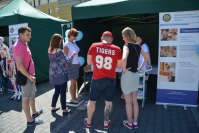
[84,31,122,129]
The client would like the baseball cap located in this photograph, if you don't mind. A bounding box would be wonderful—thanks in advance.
[102,31,112,37]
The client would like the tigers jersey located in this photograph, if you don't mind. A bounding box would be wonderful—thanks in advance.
[88,42,122,79]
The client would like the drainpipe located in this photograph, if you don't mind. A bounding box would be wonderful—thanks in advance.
[33,0,36,7]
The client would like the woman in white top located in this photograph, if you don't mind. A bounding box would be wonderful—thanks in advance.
[63,28,81,104]
[137,35,151,71]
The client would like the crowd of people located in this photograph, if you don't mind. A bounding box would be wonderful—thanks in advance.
[0,26,151,129]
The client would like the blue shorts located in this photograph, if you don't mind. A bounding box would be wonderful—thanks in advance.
[89,78,116,102]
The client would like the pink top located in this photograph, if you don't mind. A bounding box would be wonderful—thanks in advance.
[12,40,35,76]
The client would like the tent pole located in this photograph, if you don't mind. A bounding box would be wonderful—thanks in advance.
[61,24,64,43]
[61,23,71,43]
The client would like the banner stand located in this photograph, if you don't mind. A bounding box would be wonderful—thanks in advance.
[156,10,199,108]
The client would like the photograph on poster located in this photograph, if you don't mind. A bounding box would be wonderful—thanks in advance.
[160,46,177,57]
[159,62,176,82]
[160,28,178,41]
[9,35,18,50]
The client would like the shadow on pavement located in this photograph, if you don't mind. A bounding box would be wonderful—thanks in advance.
[0,81,54,113]
[23,126,36,133]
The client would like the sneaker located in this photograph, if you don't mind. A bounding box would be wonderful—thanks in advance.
[133,123,138,129]
[32,109,43,119]
[104,120,111,129]
[123,120,133,129]
[84,118,91,127]
[27,119,44,126]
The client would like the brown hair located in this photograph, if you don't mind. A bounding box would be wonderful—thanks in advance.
[18,26,31,35]
[49,33,62,52]
[122,27,137,43]
[67,28,78,38]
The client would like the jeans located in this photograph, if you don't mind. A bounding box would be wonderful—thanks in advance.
[51,81,67,110]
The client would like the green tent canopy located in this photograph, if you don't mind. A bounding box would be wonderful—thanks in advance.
[0,0,70,83]
[71,0,199,70]
[72,0,199,20]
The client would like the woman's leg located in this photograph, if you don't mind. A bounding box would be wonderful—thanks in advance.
[60,82,67,110]
[124,93,133,123]
[69,80,79,102]
[51,85,60,108]
[132,91,139,122]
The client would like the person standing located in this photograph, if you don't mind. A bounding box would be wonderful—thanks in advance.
[12,26,43,126]
[0,36,12,94]
[136,35,151,71]
[84,31,122,129]
[121,27,148,129]
[48,33,76,115]
[63,28,82,106]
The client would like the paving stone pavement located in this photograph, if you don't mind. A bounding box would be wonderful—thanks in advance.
[0,79,199,133]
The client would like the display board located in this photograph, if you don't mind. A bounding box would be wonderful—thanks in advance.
[156,10,199,107]
[8,23,28,51]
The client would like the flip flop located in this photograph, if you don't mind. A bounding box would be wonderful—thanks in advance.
[51,107,60,113]
[62,109,71,115]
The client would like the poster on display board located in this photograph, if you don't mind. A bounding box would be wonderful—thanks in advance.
[156,10,199,107]
[8,23,28,50]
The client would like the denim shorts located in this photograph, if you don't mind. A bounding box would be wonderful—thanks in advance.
[89,78,116,102]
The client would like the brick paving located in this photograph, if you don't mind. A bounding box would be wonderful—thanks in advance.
[0,79,199,133]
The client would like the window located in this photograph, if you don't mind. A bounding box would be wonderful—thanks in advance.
[55,7,59,12]
[47,8,52,15]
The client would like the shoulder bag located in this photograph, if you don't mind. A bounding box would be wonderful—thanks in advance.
[16,60,31,85]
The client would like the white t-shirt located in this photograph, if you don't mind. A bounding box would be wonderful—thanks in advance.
[138,43,149,70]
[63,40,80,64]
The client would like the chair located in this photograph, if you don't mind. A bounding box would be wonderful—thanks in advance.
[82,65,92,94]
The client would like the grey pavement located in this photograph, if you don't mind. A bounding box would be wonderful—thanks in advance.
[0,77,199,133]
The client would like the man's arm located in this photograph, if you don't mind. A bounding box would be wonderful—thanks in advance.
[87,54,93,65]
[116,60,122,68]
[16,57,35,83]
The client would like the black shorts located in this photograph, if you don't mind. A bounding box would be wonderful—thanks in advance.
[89,78,116,102]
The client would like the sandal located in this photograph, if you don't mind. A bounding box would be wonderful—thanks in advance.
[62,109,71,115]
[51,107,60,113]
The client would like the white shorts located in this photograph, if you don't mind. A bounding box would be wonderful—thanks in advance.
[121,71,139,94]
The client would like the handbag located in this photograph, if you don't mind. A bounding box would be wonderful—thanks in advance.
[16,60,31,85]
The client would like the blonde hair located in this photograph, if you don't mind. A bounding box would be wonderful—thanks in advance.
[122,27,137,43]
